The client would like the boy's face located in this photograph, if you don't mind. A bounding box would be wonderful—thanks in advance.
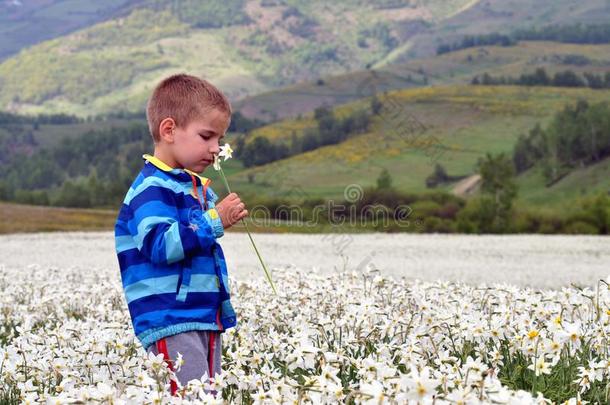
[166,108,230,173]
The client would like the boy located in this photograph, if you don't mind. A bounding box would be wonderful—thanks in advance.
[114,73,247,395]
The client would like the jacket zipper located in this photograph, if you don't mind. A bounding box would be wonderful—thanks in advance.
[189,174,224,331]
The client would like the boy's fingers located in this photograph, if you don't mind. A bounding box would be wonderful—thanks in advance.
[230,209,247,222]
[221,193,236,203]
[229,208,244,220]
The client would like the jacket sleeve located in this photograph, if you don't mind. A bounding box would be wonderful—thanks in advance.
[126,182,224,265]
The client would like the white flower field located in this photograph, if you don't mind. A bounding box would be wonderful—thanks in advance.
[1,232,610,404]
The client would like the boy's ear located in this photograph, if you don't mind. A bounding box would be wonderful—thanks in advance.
[159,118,176,143]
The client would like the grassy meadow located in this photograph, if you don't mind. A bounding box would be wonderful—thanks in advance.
[3,83,610,234]
[0,0,481,116]
[217,85,610,205]
[0,202,116,234]
[236,41,610,121]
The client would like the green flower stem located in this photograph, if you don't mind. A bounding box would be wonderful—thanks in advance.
[217,165,278,295]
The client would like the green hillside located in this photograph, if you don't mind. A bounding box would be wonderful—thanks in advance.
[0,201,115,234]
[236,41,610,121]
[0,0,135,61]
[3,84,607,211]
[1,84,609,234]
[4,0,610,117]
[389,0,610,63]
[516,160,610,208]
[6,39,610,165]
[0,0,480,116]
[219,85,610,207]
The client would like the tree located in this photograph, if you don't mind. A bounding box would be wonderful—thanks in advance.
[586,193,610,234]
[0,180,11,200]
[371,95,383,115]
[314,106,332,121]
[55,180,91,208]
[512,134,535,173]
[289,131,300,154]
[532,68,550,86]
[425,164,449,188]
[376,168,393,190]
[553,70,585,87]
[481,73,493,85]
[301,130,320,152]
[228,111,265,133]
[584,72,604,89]
[477,153,518,232]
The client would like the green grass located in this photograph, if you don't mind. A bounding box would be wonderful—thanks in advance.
[6,84,610,217]
[0,200,351,234]
[0,202,116,234]
[517,159,610,209]
[0,0,133,60]
[237,41,610,122]
[33,119,144,148]
[5,0,610,118]
[0,0,433,116]
[225,85,610,206]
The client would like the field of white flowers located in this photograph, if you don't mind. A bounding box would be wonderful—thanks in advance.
[1,232,610,404]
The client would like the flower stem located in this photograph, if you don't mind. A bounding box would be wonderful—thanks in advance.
[217,166,278,295]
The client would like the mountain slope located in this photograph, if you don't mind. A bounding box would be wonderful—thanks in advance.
[388,0,610,63]
[4,0,608,117]
[236,41,610,121]
[218,85,610,206]
[0,0,138,61]
[2,84,608,216]
[0,0,484,116]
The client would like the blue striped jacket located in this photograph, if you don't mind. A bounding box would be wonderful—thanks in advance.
[114,154,237,350]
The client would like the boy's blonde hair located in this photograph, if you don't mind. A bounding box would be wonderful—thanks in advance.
[146,73,232,143]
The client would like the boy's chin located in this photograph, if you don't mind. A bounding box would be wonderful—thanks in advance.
[189,161,211,173]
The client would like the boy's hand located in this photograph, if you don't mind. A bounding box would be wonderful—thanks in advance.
[215,192,248,229]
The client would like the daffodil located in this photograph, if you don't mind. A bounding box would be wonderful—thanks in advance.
[213,143,277,294]
[528,356,552,376]
[218,143,233,160]
[6,232,610,403]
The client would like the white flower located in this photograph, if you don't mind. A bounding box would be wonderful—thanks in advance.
[218,143,233,161]
[317,364,341,388]
[402,366,438,401]
[574,366,595,393]
[6,235,610,405]
[93,382,114,402]
[464,356,486,375]
[528,356,552,376]
[175,351,184,371]
[136,371,156,387]
[445,387,477,404]
[213,154,221,170]
[557,322,582,352]
[359,380,385,403]
[214,143,233,171]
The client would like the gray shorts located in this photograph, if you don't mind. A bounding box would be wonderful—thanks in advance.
[147,330,222,393]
